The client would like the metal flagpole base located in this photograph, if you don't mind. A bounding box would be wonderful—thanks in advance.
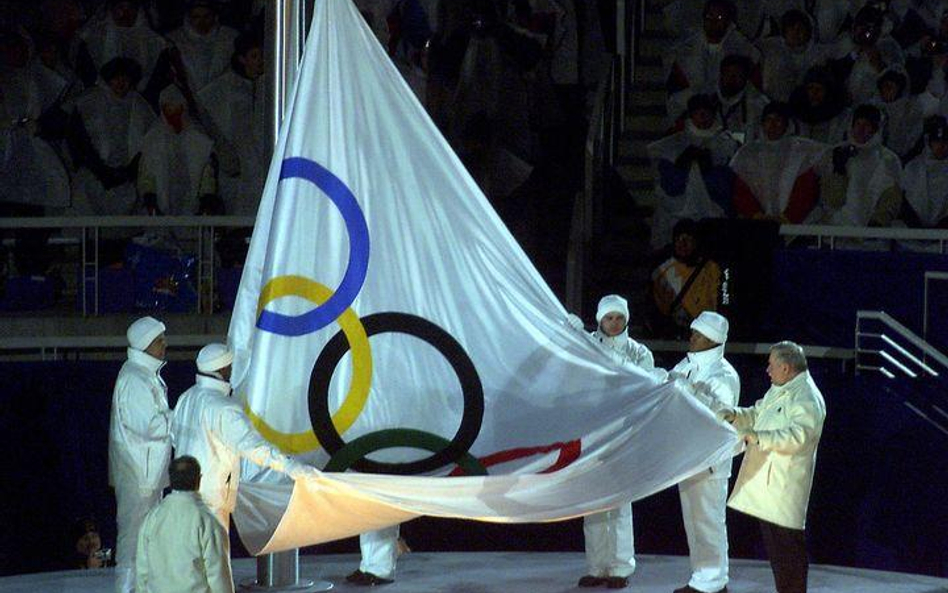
[239,550,333,591]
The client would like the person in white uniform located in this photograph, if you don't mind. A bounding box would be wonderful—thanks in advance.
[668,312,740,593]
[345,525,403,586]
[167,0,238,93]
[108,316,172,593]
[135,456,234,593]
[568,294,654,590]
[171,343,318,530]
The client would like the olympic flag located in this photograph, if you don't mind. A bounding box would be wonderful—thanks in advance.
[228,0,738,554]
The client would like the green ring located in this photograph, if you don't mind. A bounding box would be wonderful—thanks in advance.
[323,428,488,475]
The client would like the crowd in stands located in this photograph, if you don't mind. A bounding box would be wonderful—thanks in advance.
[650,0,948,254]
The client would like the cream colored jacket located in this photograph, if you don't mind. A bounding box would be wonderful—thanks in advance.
[727,371,826,529]
[135,491,234,593]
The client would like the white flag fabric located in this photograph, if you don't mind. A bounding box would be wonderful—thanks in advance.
[228,0,738,555]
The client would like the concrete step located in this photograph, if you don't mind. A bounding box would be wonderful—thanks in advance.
[634,63,665,85]
[615,163,652,184]
[618,137,652,159]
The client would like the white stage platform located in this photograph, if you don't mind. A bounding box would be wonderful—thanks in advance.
[1,552,945,592]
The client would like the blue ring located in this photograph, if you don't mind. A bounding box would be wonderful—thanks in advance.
[256,157,370,336]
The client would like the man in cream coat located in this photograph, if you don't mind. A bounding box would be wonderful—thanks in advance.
[669,311,739,593]
[721,341,826,593]
[136,456,233,593]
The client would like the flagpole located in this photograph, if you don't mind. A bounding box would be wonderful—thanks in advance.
[244,0,331,590]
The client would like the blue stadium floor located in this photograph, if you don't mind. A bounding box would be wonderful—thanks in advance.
[1,552,945,592]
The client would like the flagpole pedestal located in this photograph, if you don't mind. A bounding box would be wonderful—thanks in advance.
[240,551,333,591]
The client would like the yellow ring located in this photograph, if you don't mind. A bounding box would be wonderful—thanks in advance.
[244,275,372,454]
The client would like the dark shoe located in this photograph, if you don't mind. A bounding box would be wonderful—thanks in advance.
[605,576,629,589]
[577,575,606,587]
[673,586,727,593]
[351,571,394,586]
[346,570,365,583]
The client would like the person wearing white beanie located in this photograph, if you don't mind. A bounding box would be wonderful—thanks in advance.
[108,316,172,593]
[172,343,318,529]
[567,294,655,589]
[667,310,740,593]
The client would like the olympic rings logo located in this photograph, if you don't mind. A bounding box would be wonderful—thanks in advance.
[247,157,486,475]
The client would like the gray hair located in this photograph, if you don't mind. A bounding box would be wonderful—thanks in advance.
[770,341,808,373]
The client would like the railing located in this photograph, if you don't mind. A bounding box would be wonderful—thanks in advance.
[565,0,636,312]
[0,215,254,316]
[780,224,948,253]
[855,310,948,436]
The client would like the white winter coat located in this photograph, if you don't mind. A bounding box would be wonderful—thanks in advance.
[670,345,740,477]
[590,328,655,372]
[172,375,303,522]
[727,370,826,529]
[109,348,172,492]
[135,491,234,593]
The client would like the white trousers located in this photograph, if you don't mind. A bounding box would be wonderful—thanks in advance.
[359,525,400,579]
[114,486,162,593]
[679,472,729,592]
[582,503,635,578]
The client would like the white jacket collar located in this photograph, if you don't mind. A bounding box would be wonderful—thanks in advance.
[594,327,629,351]
[127,347,165,374]
[686,344,725,366]
[195,373,232,395]
[773,370,809,393]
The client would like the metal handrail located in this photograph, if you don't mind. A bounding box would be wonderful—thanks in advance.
[780,224,948,252]
[856,310,948,373]
[0,215,255,316]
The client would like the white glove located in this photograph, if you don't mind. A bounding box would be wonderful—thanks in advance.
[566,313,585,331]
[667,370,687,382]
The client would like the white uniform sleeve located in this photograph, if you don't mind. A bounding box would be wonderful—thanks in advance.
[630,341,655,371]
[217,407,309,478]
[692,369,740,413]
[202,515,235,593]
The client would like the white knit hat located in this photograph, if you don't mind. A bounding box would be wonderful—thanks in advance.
[197,343,234,373]
[127,316,166,351]
[690,311,729,344]
[596,294,630,323]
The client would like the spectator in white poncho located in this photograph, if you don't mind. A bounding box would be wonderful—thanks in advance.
[138,84,217,215]
[816,104,903,226]
[77,0,168,92]
[66,57,155,215]
[731,101,826,223]
[757,10,829,102]
[167,0,238,93]
[197,32,265,215]
[666,0,760,122]
[902,115,948,227]
[873,68,940,159]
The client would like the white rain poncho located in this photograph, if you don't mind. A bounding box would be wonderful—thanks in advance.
[730,133,826,217]
[68,82,155,215]
[167,21,238,92]
[666,26,760,120]
[716,83,769,140]
[829,33,906,105]
[818,122,903,226]
[78,6,167,91]
[903,147,948,226]
[198,69,267,215]
[648,121,740,248]
[0,57,70,208]
[873,69,942,158]
[138,86,214,215]
[757,30,830,102]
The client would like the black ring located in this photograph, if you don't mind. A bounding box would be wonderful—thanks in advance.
[308,312,484,475]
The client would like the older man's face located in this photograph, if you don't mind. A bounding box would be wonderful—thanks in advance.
[766,352,793,385]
